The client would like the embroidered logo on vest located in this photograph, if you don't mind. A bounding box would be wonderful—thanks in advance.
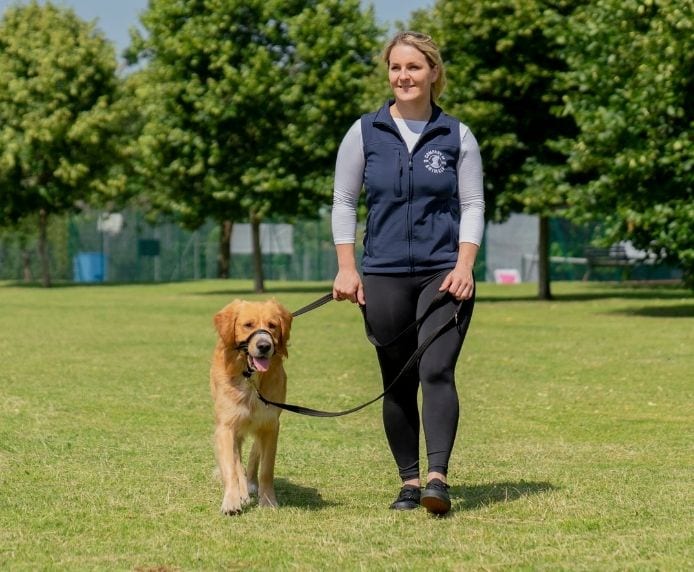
[423,149,446,174]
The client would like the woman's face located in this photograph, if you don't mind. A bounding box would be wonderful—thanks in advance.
[388,43,438,105]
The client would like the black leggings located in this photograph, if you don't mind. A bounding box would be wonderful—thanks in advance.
[362,270,475,480]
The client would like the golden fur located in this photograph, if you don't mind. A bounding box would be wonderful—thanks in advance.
[210,298,292,515]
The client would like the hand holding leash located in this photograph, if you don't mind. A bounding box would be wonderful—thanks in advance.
[332,267,365,305]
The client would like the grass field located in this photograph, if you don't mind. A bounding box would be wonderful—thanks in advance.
[0,279,692,571]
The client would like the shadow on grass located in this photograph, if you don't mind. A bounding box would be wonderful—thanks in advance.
[1,280,333,296]
[275,478,336,510]
[451,480,557,512]
[5,280,689,305]
[193,284,332,297]
[607,304,694,318]
[478,286,689,304]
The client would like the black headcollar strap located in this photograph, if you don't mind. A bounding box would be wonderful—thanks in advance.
[235,329,274,378]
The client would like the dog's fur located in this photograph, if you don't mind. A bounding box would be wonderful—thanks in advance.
[210,298,292,515]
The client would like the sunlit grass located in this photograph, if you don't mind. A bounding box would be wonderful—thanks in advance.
[0,280,692,570]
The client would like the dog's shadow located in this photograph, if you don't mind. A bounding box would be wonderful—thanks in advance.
[450,480,556,512]
[275,478,335,510]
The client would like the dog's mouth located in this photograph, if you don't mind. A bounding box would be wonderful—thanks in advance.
[247,354,270,373]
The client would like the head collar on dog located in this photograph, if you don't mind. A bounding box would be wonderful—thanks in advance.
[235,329,274,378]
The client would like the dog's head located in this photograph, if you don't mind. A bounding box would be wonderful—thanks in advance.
[214,298,293,372]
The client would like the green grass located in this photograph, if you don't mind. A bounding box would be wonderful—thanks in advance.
[1,279,692,571]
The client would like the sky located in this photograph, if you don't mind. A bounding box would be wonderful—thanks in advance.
[0,0,433,62]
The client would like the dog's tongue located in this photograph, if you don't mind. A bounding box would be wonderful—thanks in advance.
[252,357,270,372]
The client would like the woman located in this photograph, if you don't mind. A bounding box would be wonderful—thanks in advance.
[331,31,485,514]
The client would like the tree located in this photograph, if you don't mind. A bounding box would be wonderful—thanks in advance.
[0,1,126,286]
[127,0,382,291]
[410,1,584,299]
[557,0,693,286]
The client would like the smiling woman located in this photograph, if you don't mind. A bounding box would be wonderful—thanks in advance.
[386,32,446,116]
[330,30,486,515]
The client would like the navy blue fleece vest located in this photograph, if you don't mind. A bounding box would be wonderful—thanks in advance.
[360,101,461,274]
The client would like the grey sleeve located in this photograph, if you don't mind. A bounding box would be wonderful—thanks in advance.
[331,120,364,245]
[457,125,486,245]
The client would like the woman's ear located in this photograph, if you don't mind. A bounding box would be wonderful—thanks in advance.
[431,64,440,83]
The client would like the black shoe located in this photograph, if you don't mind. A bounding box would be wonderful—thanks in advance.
[389,485,421,510]
[421,478,451,515]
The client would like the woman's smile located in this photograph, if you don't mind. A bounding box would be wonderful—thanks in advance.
[388,44,439,107]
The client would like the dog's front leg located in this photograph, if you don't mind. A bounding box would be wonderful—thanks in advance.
[215,425,249,514]
[246,440,260,497]
[256,423,280,508]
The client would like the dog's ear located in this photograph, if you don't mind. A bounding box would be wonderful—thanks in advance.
[214,299,242,347]
[273,300,293,357]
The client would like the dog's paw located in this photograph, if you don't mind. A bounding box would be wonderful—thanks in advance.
[258,492,279,508]
[220,494,243,516]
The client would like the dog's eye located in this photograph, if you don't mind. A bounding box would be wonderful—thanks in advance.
[267,322,278,330]
[243,321,255,329]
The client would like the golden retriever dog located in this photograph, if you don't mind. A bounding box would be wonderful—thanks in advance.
[210,298,292,515]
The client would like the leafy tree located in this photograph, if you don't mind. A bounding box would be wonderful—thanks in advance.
[127,0,381,291]
[410,0,583,299]
[557,0,693,286]
[0,1,125,286]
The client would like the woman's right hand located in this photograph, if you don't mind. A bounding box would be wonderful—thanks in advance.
[332,268,365,305]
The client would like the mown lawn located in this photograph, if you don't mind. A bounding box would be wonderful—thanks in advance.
[0,280,692,570]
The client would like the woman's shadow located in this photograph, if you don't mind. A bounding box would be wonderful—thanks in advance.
[275,478,336,510]
[451,480,556,512]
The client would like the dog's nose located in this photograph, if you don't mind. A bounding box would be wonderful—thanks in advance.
[256,340,272,354]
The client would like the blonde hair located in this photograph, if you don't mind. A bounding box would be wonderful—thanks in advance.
[383,31,447,101]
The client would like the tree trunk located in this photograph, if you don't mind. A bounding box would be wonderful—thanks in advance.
[217,220,232,278]
[38,209,51,288]
[538,215,552,300]
[21,249,33,282]
[250,214,265,293]
[19,236,33,283]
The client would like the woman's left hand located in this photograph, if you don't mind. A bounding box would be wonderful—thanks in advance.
[439,267,475,301]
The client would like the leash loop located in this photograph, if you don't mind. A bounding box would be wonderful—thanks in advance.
[255,291,469,418]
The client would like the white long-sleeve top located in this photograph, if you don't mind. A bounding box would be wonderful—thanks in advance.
[332,117,485,246]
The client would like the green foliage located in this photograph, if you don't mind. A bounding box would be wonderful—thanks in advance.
[411,0,692,286]
[558,0,693,284]
[410,0,582,220]
[0,1,125,224]
[127,0,382,227]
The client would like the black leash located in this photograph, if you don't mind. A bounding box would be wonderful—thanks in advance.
[251,290,468,417]
[290,293,334,317]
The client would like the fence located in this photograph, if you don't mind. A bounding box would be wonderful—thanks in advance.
[0,209,680,284]
[0,210,344,283]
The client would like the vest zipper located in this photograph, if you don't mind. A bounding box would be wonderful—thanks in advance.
[408,156,414,273]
